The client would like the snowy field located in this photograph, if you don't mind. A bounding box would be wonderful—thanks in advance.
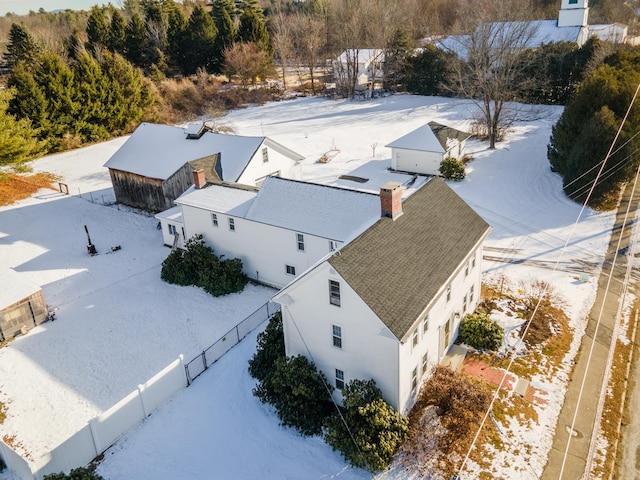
[0,94,615,479]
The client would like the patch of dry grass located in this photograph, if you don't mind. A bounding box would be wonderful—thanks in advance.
[0,172,60,206]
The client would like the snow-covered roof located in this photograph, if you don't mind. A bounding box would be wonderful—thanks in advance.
[336,49,384,65]
[154,206,183,223]
[175,184,257,217]
[588,23,627,42]
[386,124,444,153]
[1,270,41,309]
[245,177,380,241]
[436,20,583,57]
[103,123,266,181]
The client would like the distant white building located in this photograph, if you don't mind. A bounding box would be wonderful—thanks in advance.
[386,122,471,176]
[334,49,385,89]
[156,175,381,288]
[436,0,628,53]
[104,123,304,212]
[273,178,491,413]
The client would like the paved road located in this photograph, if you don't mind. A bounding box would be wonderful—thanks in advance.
[542,182,640,480]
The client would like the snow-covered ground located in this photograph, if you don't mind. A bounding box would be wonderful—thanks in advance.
[0,94,615,479]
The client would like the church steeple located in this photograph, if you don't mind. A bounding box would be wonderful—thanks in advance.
[558,0,589,27]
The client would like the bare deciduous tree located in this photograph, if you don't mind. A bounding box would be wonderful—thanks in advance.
[447,1,542,148]
[290,12,326,94]
[270,13,294,91]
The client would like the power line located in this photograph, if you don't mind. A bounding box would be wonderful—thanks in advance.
[456,80,640,479]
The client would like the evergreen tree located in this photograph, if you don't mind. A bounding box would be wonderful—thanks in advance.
[7,62,49,131]
[4,23,41,69]
[100,51,155,134]
[73,53,111,141]
[548,49,640,209]
[65,30,84,60]
[124,13,149,67]
[211,0,237,72]
[237,0,270,55]
[405,44,450,96]
[182,5,218,74]
[33,52,79,147]
[86,7,110,53]
[0,90,46,167]
[165,0,188,71]
[108,9,127,54]
[383,29,413,92]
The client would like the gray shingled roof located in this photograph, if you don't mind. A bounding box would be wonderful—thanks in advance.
[328,177,490,341]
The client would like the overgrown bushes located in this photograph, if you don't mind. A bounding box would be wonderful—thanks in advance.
[439,157,466,180]
[248,314,406,471]
[399,366,492,476]
[459,312,503,351]
[249,313,332,436]
[161,234,247,296]
[325,379,408,472]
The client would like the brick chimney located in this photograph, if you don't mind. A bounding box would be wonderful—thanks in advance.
[193,169,206,189]
[380,182,403,219]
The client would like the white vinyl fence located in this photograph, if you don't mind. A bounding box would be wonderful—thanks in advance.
[0,301,276,480]
[0,355,187,480]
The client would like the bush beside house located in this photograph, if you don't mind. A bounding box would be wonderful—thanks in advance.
[161,234,247,296]
[439,157,466,180]
[459,312,504,351]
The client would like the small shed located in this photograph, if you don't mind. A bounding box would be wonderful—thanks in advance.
[386,122,471,176]
[0,270,48,341]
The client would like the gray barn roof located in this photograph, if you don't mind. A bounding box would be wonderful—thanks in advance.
[328,177,490,340]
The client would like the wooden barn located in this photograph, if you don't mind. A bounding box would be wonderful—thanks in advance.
[104,123,303,212]
[1,270,48,341]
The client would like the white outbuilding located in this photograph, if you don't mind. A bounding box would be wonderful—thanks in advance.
[386,122,471,176]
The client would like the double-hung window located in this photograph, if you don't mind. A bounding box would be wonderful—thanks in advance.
[421,353,429,377]
[446,285,451,303]
[411,367,418,393]
[422,315,429,335]
[296,233,305,251]
[470,284,475,303]
[329,280,341,306]
[332,325,342,348]
[228,218,235,231]
[335,369,345,390]
[286,265,296,276]
[262,147,269,163]
[168,224,177,235]
[211,213,218,227]
[411,328,418,349]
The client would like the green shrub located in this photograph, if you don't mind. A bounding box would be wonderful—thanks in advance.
[248,311,284,382]
[325,379,408,472]
[254,355,333,436]
[43,466,104,480]
[160,234,247,296]
[459,312,503,351]
[439,157,465,181]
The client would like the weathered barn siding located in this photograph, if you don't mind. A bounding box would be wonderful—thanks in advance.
[110,163,194,212]
[0,290,48,341]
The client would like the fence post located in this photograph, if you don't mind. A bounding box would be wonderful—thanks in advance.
[137,384,148,417]
[88,418,102,456]
[185,364,191,386]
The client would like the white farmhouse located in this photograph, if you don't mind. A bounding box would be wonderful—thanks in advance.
[273,178,491,413]
[387,122,471,176]
[156,174,381,288]
[334,49,385,88]
[104,122,303,212]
